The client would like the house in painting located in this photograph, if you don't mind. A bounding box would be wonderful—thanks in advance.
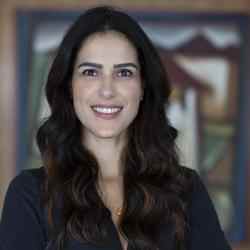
[157,49,212,171]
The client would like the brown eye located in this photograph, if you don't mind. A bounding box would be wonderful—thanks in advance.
[81,68,98,77]
[117,68,133,78]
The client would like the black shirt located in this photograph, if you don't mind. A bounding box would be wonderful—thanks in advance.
[0,167,232,250]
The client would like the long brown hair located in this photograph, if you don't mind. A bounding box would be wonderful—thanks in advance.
[37,6,192,250]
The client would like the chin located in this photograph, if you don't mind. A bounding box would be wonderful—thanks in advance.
[93,129,122,139]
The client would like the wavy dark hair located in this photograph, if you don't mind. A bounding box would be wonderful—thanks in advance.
[37,5,192,250]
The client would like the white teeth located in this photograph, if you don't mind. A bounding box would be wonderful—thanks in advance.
[92,106,122,114]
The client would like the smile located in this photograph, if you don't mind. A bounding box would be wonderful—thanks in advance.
[91,105,123,119]
[92,106,123,114]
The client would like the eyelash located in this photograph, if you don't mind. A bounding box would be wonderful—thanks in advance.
[81,69,98,77]
[117,69,134,78]
[80,68,134,78]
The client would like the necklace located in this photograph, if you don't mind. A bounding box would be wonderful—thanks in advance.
[97,186,123,217]
[114,207,123,217]
[107,204,123,218]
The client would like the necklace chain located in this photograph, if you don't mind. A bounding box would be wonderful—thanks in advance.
[113,207,123,217]
[97,185,123,217]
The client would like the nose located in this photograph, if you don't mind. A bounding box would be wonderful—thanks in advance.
[98,75,116,99]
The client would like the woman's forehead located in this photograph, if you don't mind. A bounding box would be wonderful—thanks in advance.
[75,31,139,64]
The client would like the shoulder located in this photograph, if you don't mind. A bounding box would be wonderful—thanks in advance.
[180,166,211,204]
[4,167,46,212]
[0,167,48,250]
[179,166,205,199]
[179,165,197,179]
[179,166,213,212]
[14,166,45,183]
[7,166,45,196]
[180,167,232,249]
[178,166,217,220]
[179,165,196,181]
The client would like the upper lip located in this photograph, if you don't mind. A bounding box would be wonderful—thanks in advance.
[91,105,123,108]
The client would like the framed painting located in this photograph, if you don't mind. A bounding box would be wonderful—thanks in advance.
[16,8,250,244]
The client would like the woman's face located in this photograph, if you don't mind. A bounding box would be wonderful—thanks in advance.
[72,31,143,144]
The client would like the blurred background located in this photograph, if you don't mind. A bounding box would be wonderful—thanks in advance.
[0,0,250,250]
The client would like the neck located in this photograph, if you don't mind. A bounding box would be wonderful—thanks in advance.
[83,134,126,179]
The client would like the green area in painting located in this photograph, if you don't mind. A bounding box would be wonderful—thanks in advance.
[201,122,234,171]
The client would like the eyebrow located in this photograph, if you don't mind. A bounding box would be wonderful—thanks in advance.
[114,63,138,69]
[77,62,139,70]
[78,62,102,69]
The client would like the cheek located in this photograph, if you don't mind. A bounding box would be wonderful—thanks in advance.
[72,81,89,103]
[128,85,143,103]
[72,82,80,100]
[124,89,142,119]
[72,84,88,117]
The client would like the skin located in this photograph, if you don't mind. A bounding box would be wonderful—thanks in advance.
[71,31,143,248]
[72,31,143,179]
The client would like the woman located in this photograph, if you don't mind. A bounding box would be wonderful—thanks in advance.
[0,6,231,250]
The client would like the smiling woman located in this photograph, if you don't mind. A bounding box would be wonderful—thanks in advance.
[72,31,143,146]
[0,5,232,250]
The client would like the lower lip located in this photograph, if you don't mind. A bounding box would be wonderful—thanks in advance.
[92,109,122,120]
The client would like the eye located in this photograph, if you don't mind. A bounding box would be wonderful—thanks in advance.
[80,68,98,77]
[117,68,134,78]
